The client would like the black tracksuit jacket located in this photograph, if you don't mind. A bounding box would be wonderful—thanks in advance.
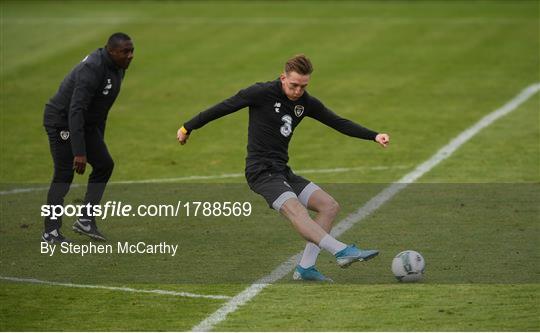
[43,48,125,156]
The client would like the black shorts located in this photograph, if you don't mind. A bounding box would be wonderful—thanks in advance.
[245,165,320,210]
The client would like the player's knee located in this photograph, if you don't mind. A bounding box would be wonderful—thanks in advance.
[100,157,115,173]
[53,166,74,183]
[280,198,309,221]
[321,197,340,218]
[106,158,115,173]
[92,157,114,179]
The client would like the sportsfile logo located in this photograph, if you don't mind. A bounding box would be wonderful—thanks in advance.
[41,201,253,220]
[41,201,131,220]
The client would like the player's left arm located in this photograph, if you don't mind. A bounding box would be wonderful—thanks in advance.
[308,98,390,148]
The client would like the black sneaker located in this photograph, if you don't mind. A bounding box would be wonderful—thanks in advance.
[41,229,71,244]
[72,218,106,241]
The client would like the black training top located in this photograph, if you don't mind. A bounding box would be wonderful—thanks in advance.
[183,79,378,171]
[43,48,125,156]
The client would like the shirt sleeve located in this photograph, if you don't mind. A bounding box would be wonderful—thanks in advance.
[183,83,262,132]
[68,62,100,156]
[307,97,378,141]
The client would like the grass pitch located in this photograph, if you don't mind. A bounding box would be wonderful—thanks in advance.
[1,0,539,331]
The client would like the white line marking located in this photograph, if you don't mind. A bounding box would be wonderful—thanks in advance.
[0,165,409,196]
[114,165,409,184]
[0,276,231,300]
[192,82,540,331]
[0,186,58,195]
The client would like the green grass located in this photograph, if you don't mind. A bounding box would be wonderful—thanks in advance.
[1,0,539,331]
[1,0,538,183]
[0,284,225,331]
[219,284,540,331]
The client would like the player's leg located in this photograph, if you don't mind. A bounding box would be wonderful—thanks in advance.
[306,188,339,231]
[288,170,341,268]
[84,128,114,206]
[297,186,340,269]
[73,128,113,241]
[279,197,329,244]
[286,173,379,270]
[308,189,379,267]
[279,197,340,281]
[247,169,378,279]
[42,127,74,243]
[280,197,346,252]
[245,169,344,259]
[281,197,379,269]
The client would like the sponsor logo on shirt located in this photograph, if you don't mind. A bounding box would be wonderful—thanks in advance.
[274,102,281,113]
[102,79,112,95]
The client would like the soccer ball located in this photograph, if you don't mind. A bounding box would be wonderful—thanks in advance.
[391,250,425,282]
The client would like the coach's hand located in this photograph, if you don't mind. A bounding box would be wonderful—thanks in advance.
[177,126,190,145]
[73,155,87,174]
[375,133,390,148]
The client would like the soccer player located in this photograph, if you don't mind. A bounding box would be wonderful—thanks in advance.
[177,55,390,281]
[41,33,134,243]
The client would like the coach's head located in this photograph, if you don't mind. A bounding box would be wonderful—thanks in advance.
[106,32,134,69]
[280,54,313,101]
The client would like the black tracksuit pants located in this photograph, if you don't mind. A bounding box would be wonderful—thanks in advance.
[44,126,114,232]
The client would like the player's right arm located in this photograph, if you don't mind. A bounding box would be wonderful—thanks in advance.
[177,126,189,145]
[69,62,100,174]
[177,83,262,145]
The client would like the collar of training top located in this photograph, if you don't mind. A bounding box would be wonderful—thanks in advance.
[274,78,285,97]
[100,47,120,70]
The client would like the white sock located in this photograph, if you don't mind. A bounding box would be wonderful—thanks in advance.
[318,234,347,255]
[299,242,321,268]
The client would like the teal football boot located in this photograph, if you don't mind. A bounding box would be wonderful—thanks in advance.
[335,244,379,268]
[293,265,333,282]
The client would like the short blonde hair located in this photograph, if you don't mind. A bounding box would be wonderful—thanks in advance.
[285,54,313,75]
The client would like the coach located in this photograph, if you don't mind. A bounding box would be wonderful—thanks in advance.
[42,33,134,243]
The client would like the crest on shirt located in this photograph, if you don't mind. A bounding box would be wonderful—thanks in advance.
[294,105,304,117]
[102,79,112,95]
[60,130,70,140]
